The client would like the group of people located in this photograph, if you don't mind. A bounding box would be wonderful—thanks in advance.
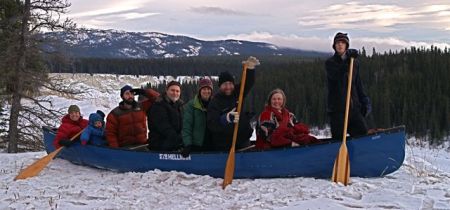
[53,32,373,156]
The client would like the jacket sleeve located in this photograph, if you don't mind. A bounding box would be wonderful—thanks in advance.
[150,103,180,147]
[53,122,70,148]
[141,89,160,112]
[181,101,194,146]
[80,127,91,145]
[207,100,232,134]
[354,62,369,103]
[105,113,119,148]
[235,68,255,98]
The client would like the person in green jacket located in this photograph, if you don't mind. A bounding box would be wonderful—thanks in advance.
[181,78,213,157]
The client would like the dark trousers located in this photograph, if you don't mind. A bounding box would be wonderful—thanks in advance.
[329,109,368,141]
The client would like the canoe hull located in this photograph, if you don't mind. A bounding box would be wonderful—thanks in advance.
[43,127,406,179]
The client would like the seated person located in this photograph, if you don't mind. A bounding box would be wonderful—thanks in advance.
[256,89,319,150]
[207,56,260,151]
[105,85,159,148]
[53,105,88,148]
[148,81,184,151]
[80,110,106,146]
[181,78,213,157]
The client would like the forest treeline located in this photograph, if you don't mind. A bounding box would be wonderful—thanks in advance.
[47,47,450,143]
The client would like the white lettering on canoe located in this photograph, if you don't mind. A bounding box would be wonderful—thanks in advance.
[159,154,191,160]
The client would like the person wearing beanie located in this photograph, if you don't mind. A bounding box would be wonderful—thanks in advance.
[180,77,214,157]
[207,56,260,151]
[105,85,160,148]
[53,105,88,149]
[325,32,372,140]
[80,112,106,146]
[147,80,184,151]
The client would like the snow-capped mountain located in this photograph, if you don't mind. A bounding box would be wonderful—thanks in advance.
[42,29,328,59]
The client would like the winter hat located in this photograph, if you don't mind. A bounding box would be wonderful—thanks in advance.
[267,88,287,107]
[96,110,105,119]
[89,113,102,125]
[333,32,349,50]
[166,80,181,89]
[68,105,80,113]
[198,78,213,91]
[120,85,133,98]
[218,71,235,87]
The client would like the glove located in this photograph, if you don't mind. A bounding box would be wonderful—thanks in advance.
[131,88,146,96]
[226,108,239,123]
[181,146,191,158]
[59,139,73,147]
[242,56,260,69]
[346,49,358,58]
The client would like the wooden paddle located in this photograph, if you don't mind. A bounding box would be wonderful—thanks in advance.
[14,129,84,180]
[331,57,355,186]
[222,63,248,189]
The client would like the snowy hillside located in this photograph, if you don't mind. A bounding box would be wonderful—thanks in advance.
[42,29,328,59]
[1,73,450,209]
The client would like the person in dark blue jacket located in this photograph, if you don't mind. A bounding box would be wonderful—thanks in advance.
[80,110,106,146]
[325,32,372,140]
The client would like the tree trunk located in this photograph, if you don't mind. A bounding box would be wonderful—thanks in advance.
[7,0,29,153]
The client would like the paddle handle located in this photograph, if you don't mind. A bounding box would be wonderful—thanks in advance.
[222,64,248,189]
[342,57,354,144]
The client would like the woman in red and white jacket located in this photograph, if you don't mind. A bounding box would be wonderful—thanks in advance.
[256,89,319,150]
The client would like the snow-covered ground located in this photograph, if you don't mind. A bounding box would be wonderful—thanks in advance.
[1,73,450,209]
[1,144,449,209]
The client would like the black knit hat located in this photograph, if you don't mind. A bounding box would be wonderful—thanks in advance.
[166,80,181,89]
[218,71,235,87]
[333,32,349,50]
[120,85,133,98]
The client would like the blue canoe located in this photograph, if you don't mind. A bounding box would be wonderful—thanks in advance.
[43,126,406,179]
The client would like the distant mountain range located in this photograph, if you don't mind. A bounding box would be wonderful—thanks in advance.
[42,29,329,59]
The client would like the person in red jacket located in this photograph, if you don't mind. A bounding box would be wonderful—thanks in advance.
[53,105,89,149]
[105,85,159,148]
[256,89,319,150]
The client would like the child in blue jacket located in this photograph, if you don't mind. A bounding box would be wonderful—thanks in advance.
[81,110,106,146]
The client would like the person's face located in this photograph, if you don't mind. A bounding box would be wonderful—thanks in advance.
[200,87,212,100]
[270,93,284,110]
[167,85,181,102]
[94,121,102,128]
[335,40,347,55]
[122,90,135,102]
[69,112,80,121]
[220,82,234,95]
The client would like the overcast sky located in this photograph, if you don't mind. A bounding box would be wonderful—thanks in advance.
[66,0,450,53]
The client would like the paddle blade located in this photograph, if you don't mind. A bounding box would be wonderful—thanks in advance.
[331,144,350,185]
[222,150,236,189]
[14,147,63,180]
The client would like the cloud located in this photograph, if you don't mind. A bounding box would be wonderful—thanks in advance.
[204,31,450,54]
[298,2,450,32]
[189,6,252,16]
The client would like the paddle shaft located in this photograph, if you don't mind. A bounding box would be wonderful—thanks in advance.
[332,57,354,185]
[222,64,248,189]
[14,128,84,180]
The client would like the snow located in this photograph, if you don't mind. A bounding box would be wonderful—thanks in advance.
[1,73,450,209]
[1,144,449,209]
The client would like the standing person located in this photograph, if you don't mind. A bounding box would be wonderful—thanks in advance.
[256,89,318,150]
[325,32,372,140]
[207,56,260,151]
[181,78,213,157]
[148,81,184,151]
[80,111,106,146]
[53,105,88,149]
[105,85,159,148]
